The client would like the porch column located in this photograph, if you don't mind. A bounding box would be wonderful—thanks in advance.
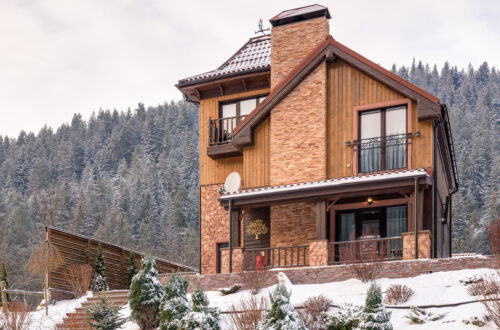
[316,199,327,240]
[309,240,329,267]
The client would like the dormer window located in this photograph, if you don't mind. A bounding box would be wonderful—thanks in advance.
[358,105,409,173]
[210,95,267,146]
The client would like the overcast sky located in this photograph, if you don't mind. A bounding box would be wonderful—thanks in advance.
[0,0,499,137]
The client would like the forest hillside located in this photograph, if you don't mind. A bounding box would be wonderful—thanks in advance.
[0,61,498,291]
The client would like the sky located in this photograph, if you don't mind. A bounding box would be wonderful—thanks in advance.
[0,0,499,138]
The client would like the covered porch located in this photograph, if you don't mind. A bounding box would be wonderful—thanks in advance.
[219,169,433,272]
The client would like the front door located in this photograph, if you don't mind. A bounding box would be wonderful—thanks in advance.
[216,242,229,274]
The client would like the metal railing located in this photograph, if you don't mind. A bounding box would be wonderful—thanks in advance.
[208,115,247,145]
[327,237,403,265]
[243,245,309,270]
[354,133,412,173]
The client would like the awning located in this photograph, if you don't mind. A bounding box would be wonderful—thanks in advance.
[219,168,432,207]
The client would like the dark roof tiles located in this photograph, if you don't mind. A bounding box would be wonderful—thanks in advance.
[177,35,270,86]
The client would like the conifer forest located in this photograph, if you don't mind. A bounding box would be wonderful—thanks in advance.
[0,61,498,291]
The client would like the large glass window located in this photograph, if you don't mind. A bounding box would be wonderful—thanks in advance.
[219,95,267,134]
[359,105,407,173]
[339,213,356,241]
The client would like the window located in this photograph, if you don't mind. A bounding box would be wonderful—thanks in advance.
[219,95,267,136]
[359,105,407,173]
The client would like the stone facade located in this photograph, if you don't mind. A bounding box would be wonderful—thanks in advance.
[270,63,327,185]
[402,231,432,260]
[271,17,329,87]
[270,202,317,247]
[309,240,328,267]
[159,255,500,292]
[200,184,228,274]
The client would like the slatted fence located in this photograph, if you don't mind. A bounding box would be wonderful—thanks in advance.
[45,226,196,292]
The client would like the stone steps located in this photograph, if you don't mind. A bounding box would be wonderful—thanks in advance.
[55,290,130,330]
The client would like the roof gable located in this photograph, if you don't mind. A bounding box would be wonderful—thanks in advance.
[232,36,442,147]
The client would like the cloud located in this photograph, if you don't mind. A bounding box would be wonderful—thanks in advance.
[0,0,498,137]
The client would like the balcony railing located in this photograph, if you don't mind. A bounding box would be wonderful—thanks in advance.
[327,237,403,265]
[243,245,309,271]
[354,133,412,173]
[208,115,247,145]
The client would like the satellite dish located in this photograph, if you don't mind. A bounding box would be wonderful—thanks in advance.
[224,172,241,193]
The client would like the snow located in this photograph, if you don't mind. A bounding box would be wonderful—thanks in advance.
[29,291,92,329]
[27,267,498,329]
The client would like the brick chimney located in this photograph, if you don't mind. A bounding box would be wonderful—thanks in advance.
[269,5,331,87]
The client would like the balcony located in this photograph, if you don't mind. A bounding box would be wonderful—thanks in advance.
[327,237,403,265]
[242,245,309,271]
[354,133,412,173]
[207,116,247,159]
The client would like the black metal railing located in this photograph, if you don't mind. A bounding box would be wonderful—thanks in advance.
[208,115,247,145]
[327,237,403,265]
[243,245,309,271]
[354,133,412,173]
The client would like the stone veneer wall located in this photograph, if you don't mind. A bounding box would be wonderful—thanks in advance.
[159,256,500,292]
[270,64,327,186]
[271,17,329,87]
[270,202,317,247]
[200,184,229,274]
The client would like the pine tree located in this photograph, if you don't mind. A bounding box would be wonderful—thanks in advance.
[86,297,126,330]
[92,244,108,292]
[159,274,190,330]
[130,257,164,330]
[0,261,11,306]
[359,283,393,330]
[257,284,306,330]
[179,284,220,330]
[127,253,138,289]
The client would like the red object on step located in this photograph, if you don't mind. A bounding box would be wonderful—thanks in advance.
[256,255,266,271]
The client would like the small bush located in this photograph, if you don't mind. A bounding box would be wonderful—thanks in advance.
[65,264,93,298]
[467,277,500,297]
[468,273,500,328]
[404,306,446,324]
[340,244,382,283]
[383,284,414,305]
[462,316,486,327]
[297,295,332,330]
[226,295,268,330]
[86,296,126,330]
[239,270,273,295]
[326,303,362,330]
[486,219,500,256]
[0,302,32,330]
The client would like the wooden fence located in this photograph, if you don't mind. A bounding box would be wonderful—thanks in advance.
[45,226,196,292]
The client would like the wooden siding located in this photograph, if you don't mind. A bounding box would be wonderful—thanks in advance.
[46,227,194,292]
[200,88,270,187]
[327,60,432,178]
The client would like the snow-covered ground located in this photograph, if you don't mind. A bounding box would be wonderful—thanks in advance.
[26,268,498,329]
[29,292,92,329]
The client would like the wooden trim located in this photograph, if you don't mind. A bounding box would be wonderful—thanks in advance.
[352,98,412,175]
[207,143,242,159]
[332,198,408,211]
[316,200,327,240]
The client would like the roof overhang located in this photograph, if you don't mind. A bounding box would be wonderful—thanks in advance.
[232,36,442,148]
[219,169,432,208]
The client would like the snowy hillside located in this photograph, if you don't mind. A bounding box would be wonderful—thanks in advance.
[29,268,498,329]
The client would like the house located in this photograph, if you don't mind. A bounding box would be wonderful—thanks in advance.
[176,5,458,274]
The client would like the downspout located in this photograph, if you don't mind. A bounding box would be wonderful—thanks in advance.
[198,185,201,273]
[414,177,419,259]
[229,199,233,273]
[432,118,445,258]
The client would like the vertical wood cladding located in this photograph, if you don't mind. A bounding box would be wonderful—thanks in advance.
[199,88,270,187]
[327,60,433,178]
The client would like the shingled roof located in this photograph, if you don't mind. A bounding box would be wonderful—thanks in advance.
[177,34,271,87]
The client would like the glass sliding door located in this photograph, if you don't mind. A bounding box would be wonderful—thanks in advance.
[359,110,381,173]
[385,106,407,170]
[339,213,356,241]
[386,205,407,237]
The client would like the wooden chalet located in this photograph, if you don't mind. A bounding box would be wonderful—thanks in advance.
[176,5,458,274]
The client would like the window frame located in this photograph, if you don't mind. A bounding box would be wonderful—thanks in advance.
[218,94,268,123]
[352,99,412,175]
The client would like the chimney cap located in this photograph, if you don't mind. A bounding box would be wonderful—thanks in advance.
[270,4,331,27]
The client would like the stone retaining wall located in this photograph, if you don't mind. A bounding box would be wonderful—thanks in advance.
[159,255,499,292]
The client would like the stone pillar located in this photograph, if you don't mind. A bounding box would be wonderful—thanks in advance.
[309,240,329,267]
[232,248,244,273]
[402,231,431,260]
